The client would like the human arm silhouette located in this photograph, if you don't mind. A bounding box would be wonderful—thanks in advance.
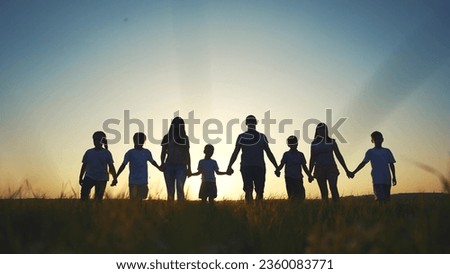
[116,162,127,180]
[226,145,241,175]
[190,164,201,177]
[216,170,228,176]
[263,143,278,171]
[160,143,168,171]
[150,159,162,172]
[79,163,86,186]
[333,142,352,178]
[390,163,397,186]
[308,147,316,182]
[186,150,192,177]
[191,171,201,176]
[351,160,368,178]
[109,163,118,186]
[302,163,314,183]
[275,161,284,177]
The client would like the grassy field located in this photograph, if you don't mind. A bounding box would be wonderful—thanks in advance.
[1,193,449,254]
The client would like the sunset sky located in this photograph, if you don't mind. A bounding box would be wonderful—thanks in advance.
[1,0,449,200]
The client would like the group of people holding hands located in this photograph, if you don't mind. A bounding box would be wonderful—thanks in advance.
[79,115,397,203]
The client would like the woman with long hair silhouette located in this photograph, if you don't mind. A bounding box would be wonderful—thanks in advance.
[309,123,351,202]
[160,117,192,201]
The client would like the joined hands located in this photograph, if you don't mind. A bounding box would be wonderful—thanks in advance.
[274,169,281,178]
[226,167,234,176]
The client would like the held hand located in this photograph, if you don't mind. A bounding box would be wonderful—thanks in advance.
[392,177,397,186]
[226,167,234,175]
[111,179,118,187]
[274,169,281,178]
[346,171,354,179]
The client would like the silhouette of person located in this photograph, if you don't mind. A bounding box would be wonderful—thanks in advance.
[227,115,278,201]
[190,144,228,204]
[275,135,314,200]
[161,117,192,201]
[309,123,351,202]
[79,131,117,201]
[115,132,161,200]
[350,131,397,202]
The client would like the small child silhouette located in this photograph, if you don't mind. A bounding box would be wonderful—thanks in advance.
[79,131,117,201]
[191,144,228,203]
[275,136,314,200]
[350,131,397,202]
[116,132,161,200]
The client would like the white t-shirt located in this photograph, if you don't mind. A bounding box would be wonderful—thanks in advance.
[281,150,307,180]
[82,148,114,181]
[198,159,219,183]
[363,147,396,185]
[122,148,154,185]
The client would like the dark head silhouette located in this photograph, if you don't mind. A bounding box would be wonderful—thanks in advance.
[313,123,332,144]
[287,135,298,149]
[204,144,214,158]
[92,131,108,150]
[168,117,188,146]
[245,115,257,130]
[133,132,147,149]
[371,131,384,147]
[371,131,383,140]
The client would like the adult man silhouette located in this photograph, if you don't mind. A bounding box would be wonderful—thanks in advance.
[227,115,278,201]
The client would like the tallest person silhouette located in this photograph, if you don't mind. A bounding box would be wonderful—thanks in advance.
[227,115,278,202]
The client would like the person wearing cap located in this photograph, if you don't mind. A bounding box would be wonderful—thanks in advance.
[226,115,278,201]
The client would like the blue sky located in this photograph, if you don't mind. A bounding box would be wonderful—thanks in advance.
[1,0,449,199]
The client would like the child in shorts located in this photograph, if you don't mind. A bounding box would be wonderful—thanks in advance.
[79,131,117,201]
[351,131,397,202]
[275,136,314,200]
[191,144,228,203]
[116,132,161,200]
